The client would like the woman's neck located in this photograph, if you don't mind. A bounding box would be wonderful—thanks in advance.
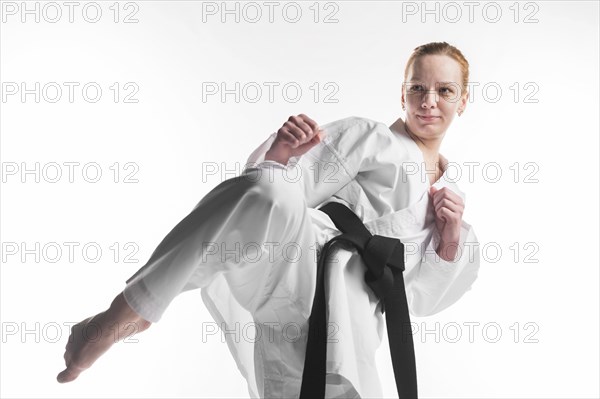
[403,120,447,172]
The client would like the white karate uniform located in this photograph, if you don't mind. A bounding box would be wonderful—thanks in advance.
[122,116,481,399]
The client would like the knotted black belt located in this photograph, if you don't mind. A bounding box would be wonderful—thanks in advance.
[299,201,418,398]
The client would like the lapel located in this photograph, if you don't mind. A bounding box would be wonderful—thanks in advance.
[362,118,466,238]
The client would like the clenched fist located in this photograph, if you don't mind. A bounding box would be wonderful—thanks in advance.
[264,114,324,165]
[428,185,464,262]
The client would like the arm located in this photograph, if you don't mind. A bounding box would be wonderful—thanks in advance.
[57,292,151,383]
[407,220,481,317]
[245,116,397,208]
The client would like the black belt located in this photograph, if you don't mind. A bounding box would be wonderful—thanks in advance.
[299,201,418,398]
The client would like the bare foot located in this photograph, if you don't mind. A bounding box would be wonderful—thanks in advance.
[56,313,116,383]
[57,292,151,383]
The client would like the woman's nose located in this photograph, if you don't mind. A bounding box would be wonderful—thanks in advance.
[421,91,438,108]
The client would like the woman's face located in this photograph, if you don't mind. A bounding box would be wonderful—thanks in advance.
[402,54,468,139]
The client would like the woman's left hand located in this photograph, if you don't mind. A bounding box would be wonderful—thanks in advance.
[428,186,464,261]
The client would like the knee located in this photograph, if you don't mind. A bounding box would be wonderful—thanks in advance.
[242,163,307,217]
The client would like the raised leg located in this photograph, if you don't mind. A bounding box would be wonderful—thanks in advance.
[122,162,310,322]
[57,162,311,384]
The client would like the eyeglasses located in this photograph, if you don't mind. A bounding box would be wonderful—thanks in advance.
[403,82,464,103]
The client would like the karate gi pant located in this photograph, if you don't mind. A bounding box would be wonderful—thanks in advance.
[122,162,368,399]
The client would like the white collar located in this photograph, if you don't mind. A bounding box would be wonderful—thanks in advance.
[388,117,466,202]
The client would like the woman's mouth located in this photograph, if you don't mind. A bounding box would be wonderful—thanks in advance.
[417,115,439,122]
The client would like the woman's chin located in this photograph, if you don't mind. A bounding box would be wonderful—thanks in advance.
[414,124,445,137]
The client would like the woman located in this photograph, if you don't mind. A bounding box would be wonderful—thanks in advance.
[57,42,480,398]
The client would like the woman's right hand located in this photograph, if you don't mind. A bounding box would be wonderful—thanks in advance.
[264,114,324,165]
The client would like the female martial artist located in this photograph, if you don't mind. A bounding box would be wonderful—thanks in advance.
[57,41,480,398]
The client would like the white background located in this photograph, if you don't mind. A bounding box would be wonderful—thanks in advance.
[1,1,598,398]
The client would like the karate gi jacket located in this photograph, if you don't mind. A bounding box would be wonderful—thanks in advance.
[123,115,481,399]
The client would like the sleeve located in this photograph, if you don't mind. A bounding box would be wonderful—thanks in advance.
[243,116,397,209]
[407,219,481,317]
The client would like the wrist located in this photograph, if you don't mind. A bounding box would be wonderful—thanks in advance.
[436,237,460,262]
[265,148,290,165]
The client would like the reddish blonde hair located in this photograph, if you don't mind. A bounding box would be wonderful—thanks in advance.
[404,42,469,90]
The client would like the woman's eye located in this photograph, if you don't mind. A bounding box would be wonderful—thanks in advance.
[408,85,423,92]
[440,87,458,98]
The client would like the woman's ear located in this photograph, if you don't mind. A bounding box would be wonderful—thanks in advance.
[401,86,406,110]
[459,90,469,113]
[400,83,406,105]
